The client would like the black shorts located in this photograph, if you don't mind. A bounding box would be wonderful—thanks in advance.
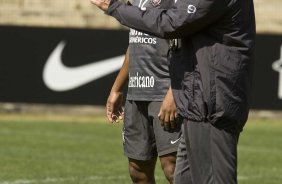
[123,100,182,161]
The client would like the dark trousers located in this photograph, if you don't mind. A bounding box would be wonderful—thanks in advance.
[174,119,239,184]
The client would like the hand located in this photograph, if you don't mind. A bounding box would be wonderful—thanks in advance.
[106,91,124,123]
[158,87,178,131]
[90,0,110,11]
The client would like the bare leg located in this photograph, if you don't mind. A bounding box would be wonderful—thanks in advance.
[159,153,177,184]
[128,157,157,184]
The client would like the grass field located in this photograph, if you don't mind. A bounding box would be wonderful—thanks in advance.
[0,114,282,184]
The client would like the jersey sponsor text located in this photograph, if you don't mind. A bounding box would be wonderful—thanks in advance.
[129,29,157,44]
[128,72,155,88]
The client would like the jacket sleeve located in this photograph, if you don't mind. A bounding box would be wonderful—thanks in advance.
[106,0,230,39]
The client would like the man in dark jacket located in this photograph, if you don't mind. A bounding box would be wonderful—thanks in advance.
[90,0,256,183]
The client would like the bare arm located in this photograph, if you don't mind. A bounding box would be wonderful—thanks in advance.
[106,48,129,123]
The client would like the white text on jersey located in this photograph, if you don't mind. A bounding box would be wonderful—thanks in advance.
[128,72,155,88]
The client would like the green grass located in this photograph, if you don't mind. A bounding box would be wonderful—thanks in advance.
[0,116,281,184]
[238,119,282,184]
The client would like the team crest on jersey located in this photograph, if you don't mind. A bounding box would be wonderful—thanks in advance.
[150,0,161,7]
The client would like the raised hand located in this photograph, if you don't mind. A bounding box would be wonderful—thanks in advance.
[90,0,110,11]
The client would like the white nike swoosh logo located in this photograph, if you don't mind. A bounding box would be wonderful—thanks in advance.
[170,137,181,144]
[43,41,124,91]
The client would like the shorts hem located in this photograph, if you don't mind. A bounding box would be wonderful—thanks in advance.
[124,152,157,161]
[158,147,178,157]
